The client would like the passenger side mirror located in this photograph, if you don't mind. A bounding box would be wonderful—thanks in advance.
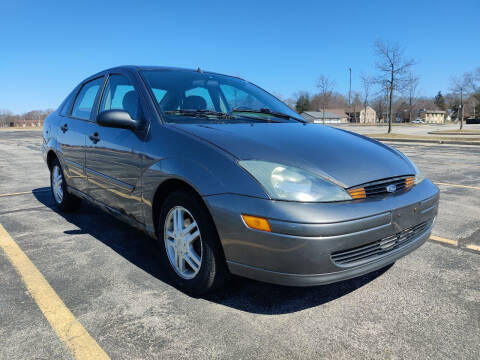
[96,110,139,130]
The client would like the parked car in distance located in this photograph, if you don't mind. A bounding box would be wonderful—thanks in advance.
[412,119,425,124]
[42,66,439,294]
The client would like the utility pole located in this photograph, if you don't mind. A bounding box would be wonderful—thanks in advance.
[348,68,352,123]
[348,68,352,106]
[460,88,464,130]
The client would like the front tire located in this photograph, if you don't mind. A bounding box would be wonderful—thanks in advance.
[158,190,227,295]
[50,158,82,212]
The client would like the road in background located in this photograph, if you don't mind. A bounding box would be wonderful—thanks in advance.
[0,131,478,359]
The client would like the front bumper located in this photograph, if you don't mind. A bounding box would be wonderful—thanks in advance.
[204,179,439,286]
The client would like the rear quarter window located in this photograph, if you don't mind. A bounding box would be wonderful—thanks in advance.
[71,77,104,120]
[59,87,78,116]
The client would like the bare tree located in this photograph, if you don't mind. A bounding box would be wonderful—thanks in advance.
[316,75,335,124]
[351,92,362,123]
[404,73,420,123]
[464,67,480,92]
[374,40,415,133]
[450,67,480,122]
[360,75,373,123]
[0,109,12,127]
[371,95,386,122]
[450,76,468,130]
[311,92,348,110]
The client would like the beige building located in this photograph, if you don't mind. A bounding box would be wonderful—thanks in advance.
[346,106,377,123]
[327,106,377,123]
[419,110,445,124]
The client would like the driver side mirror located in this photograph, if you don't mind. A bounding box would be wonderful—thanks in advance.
[96,110,139,130]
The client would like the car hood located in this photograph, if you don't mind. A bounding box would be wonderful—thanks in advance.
[173,123,415,188]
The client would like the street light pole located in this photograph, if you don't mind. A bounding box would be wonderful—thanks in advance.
[460,88,464,130]
[348,68,352,106]
[348,68,352,123]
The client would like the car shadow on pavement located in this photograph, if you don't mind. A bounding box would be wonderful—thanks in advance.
[205,265,391,315]
[33,187,393,315]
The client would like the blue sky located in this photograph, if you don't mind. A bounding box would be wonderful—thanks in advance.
[1,0,479,113]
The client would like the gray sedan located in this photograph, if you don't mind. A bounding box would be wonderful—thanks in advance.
[42,66,439,294]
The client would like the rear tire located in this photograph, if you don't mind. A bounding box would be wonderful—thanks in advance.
[50,158,82,212]
[157,190,228,295]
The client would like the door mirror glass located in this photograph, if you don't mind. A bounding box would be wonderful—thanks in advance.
[96,110,138,130]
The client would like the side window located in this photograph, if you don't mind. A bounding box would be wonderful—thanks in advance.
[59,87,78,116]
[152,88,167,103]
[184,87,215,111]
[220,84,263,110]
[71,77,104,120]
[100,74,139,120]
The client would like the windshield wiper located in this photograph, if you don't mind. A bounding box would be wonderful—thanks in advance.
[164,109,235,119]
[231,108,306,123]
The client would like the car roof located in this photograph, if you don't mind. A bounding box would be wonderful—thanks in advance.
[89,65,242,80]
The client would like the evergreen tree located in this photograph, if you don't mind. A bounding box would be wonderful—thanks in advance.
[434,91,447,111]
[295,94,311,113]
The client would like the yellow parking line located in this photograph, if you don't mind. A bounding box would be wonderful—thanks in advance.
[0,225,110,360]
[430,235,458,246]
[0,189,50,197]
[0,191,34,197]
[434,182,480,190]
[466,244,480,252]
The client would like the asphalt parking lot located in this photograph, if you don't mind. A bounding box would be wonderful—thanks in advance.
[0,130,479,359]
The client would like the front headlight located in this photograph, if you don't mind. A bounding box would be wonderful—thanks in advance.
[411,161,425,185]
[239,160,351,202]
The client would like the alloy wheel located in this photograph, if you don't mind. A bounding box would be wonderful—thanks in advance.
[52,165,64,204]
[164,206,203,279]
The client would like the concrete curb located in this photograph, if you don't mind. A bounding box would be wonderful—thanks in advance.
[371,137,480,146]
[428,131,480,136]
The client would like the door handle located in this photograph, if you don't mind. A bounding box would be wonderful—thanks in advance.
[61,123,68,133]
[89,132,100,144]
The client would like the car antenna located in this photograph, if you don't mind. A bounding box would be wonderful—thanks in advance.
[197,67,203,73]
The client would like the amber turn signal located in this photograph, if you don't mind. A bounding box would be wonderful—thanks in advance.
[241,214,271,232]
[405,177,415,188]
[347,187,366,199]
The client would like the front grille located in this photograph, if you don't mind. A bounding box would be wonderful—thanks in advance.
[331,220,431,266]
[348,176,415,199]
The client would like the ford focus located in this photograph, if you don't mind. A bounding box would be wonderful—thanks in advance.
[42,66,439,294]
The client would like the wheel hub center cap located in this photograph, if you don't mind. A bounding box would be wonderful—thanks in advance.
[175,235,187,252]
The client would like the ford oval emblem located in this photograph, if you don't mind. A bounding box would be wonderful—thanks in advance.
[386,184,397,193]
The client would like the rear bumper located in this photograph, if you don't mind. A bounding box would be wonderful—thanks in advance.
[204,179,439,286]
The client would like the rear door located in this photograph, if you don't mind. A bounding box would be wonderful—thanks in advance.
[84,72,145,221]
[57,76,104,193]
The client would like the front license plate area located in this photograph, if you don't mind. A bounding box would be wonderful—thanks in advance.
[391,203,421,232]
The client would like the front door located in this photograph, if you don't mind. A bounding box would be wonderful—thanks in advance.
[84,73,145,222]
[57,77,103,193]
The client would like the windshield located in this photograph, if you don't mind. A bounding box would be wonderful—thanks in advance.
[141,69,304,123]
